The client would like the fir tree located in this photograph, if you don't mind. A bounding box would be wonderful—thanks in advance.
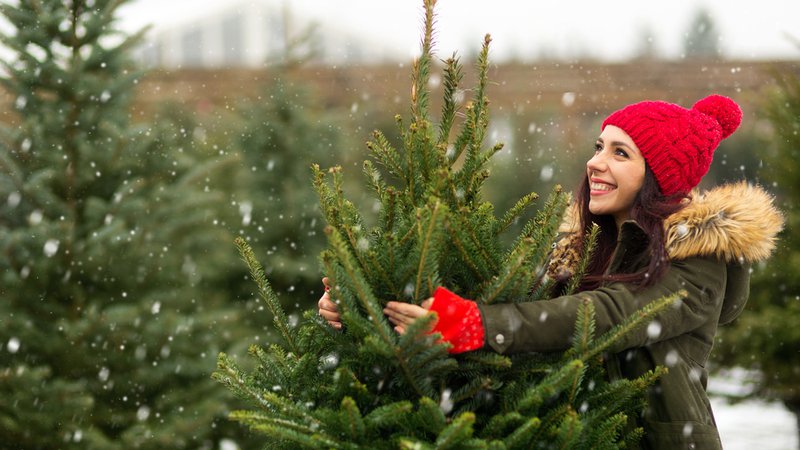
[215,1,683,448]
[225,75,344,307]
[713,68,800,445]
[682,8,721,59]
[0,1,252,447]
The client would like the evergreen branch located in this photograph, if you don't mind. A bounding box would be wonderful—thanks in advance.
[455,35,493,195]
[434,412,476,450]
[495,192,539,236]
[553,409,582,449]
[474,34,492,122]
[399,440,434,450]
[517,360,584,415]
[564,223,599,296]
[451,206,499,274]
[479,237,535,305]
[234,237,299,355]
[410,0,436,122]
[214,353,313,422]
[532,403,571,444]
[415,397,447,435]
[322,166,380,291]
[503,417,541,450]
[437,53,463,146]
[527,277,555,303]
[249,344,292,386]
[517,185,566,241]
[414,199,445,301]
[327,227,433,398]
[326,228,394,345]
[444,219,487,281]
[235,418,341,449]
[363,159,386,198]
[312,164,342,228]
[580,412,627,449]
[340,397,366,440]
[364,401,414,430]
[586,367,667,420]
[383,187,398,234]
[481,412,524,440]
[451,377,491,404]
[567,299,596,362]
[583,290,687,361]
[367,130,406,182]
[449,102,475,166]
[398,313,440,352]
[228,410,318,436]
[461,352,512,370]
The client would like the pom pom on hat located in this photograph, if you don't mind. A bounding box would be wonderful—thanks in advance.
[602,94,743,197]
[692,94,742,139]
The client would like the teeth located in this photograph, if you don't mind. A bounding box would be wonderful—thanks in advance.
[591,182,615,191]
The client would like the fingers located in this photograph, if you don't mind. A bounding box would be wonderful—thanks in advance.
[383,301,431,334]
[384,301,428,319]
[318,288,342,329]
[421,297,434,310]
[322,277,330,289]
[318,296,340,320]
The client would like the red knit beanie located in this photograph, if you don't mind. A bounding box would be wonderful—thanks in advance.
[602,95,742,197]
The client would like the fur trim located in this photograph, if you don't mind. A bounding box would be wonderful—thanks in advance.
[548,182,783,277]
[547,232,582,282]
[665,182,783,263]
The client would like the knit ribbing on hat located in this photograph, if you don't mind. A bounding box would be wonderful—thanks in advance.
[601,95,741,197]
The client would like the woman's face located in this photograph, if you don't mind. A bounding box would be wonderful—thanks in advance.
[586,125,646,227]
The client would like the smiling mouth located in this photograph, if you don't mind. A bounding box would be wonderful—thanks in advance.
[590,182,616,192]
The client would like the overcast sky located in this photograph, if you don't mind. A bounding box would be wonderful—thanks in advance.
[118,0,800,62]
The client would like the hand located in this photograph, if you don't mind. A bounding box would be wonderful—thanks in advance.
[383,298,434,334]
[317,277,342,330]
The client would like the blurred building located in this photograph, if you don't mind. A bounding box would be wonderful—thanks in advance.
[135,0,392,68]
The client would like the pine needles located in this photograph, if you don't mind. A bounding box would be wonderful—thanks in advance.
[215,1,682,448]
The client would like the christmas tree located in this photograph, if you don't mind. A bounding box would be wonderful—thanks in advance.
[225,75,345,307]
[0,1,254,447]
[713,67,800,443]
[215,1,682,448]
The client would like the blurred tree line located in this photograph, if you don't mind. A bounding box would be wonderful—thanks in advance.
[0,0,796,448]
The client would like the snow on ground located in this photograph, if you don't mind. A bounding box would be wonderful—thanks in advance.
[711,387,798,449]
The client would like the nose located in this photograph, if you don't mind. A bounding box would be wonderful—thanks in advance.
[586,150,607,174]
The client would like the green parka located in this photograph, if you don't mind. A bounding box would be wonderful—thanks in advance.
[478,182,783,449]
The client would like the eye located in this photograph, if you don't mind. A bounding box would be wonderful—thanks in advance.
[615,148,629,158]
[593,143,602,153]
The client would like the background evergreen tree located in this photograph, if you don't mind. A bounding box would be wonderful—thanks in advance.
[682,8,722,59]
[713,68,800,446]
[0,1,255,447]
[224,75,345,308]
[215,2,683,448]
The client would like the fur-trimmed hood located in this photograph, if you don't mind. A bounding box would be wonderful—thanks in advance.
[548,181,784,326]
[553,181,784,265]
[663,182,783,263]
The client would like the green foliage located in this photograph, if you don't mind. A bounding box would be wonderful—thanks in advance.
[713,67,800,430]
[216,0,679,448]
[0,1,252,447]
[227,77,343,304]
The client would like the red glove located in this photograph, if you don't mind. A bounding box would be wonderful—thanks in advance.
[429,287,485,354]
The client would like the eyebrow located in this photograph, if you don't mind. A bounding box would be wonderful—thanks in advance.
[597,138,638,153]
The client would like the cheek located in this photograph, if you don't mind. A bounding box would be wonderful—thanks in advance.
[623,172,646,201]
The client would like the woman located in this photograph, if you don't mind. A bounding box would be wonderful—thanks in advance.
[318,95,783,449]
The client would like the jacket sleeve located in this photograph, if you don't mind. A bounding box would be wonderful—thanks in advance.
[479,255,727,354]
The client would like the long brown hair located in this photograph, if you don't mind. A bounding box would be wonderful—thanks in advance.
[574,165,688,291]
